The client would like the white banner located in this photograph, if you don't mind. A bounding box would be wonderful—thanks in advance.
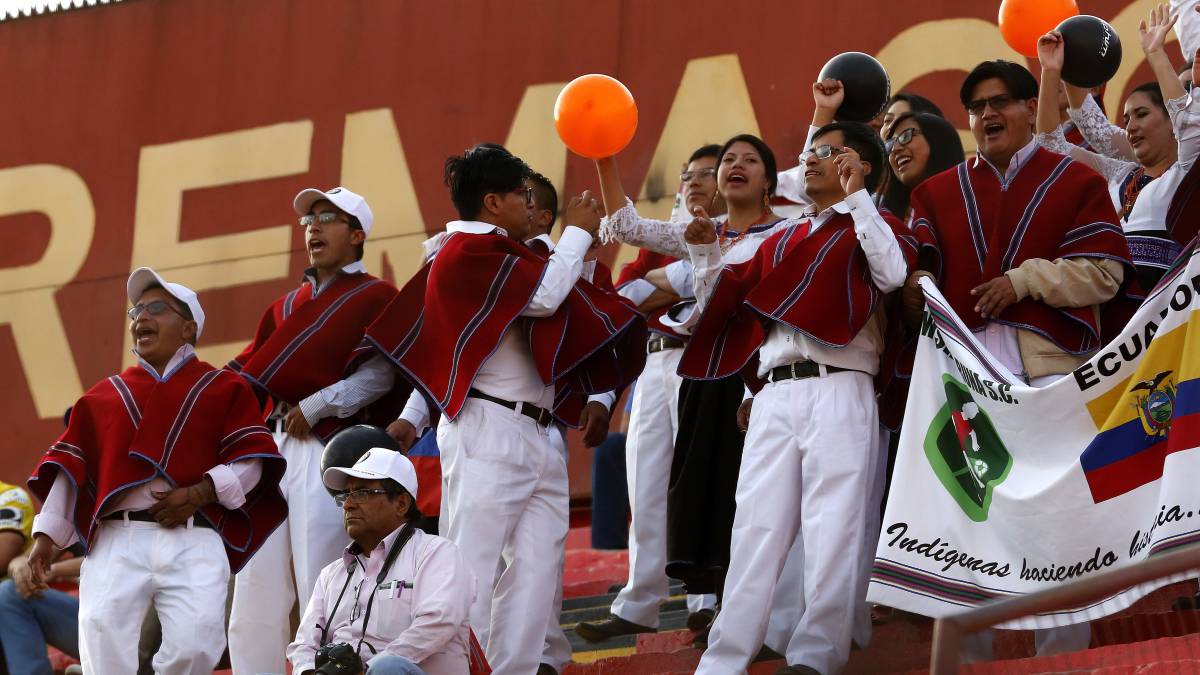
[868,246,1200,629]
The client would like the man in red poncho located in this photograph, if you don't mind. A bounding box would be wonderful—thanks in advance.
[26,268,287,674]
[364,144,646,675]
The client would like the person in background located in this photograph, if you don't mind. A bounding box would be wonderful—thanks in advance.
[880,112,966,219]
[879,91,945,140]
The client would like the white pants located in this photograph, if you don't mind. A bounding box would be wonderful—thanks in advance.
[697,372,878,675]
[229,429,349,674]
[80,519,229,674]
[541,547,572,672]
[438,398,570,675]
[611,347,715,626]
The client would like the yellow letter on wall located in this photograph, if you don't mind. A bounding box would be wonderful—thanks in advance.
[0,165,94,417]
[128,120,313,366]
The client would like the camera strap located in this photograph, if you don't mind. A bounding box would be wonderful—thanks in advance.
[318,522,417,648]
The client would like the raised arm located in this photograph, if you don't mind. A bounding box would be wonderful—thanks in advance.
[1142,5,1188,102]
[1069,94,1136,162]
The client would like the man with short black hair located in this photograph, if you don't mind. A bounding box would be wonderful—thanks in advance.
[289,448,475,675]
[365,144,645,674]
[26,268,287,674]
[682,121,915,674]
[228,187,404,673]
[904,58,1134,660]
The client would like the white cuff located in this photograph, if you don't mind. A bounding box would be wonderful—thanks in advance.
[399,404,430,434]
[205,464,246,510]
[664,260,695,297]
[31,512,77,549]
[587,391,617,411]
[297,391,330,427]
[686,240,723,269]
[618,278,656,305]
[555,225,595,258]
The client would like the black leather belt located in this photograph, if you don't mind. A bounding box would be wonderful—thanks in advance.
[468,388,554,426]
[100,509,214,529]
[647,335,686,354]
[768,360,855,383]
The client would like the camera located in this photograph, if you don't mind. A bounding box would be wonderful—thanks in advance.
[314,642,365,674]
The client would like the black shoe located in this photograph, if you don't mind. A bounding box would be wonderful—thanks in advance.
[607,582,625,594]
[754,644,785,662]
[536,665,558,675]
[687,607,716,632]
[776,666,822,675]
[574,615,656,643]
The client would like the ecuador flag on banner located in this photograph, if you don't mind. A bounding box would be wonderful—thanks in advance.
[870,244,1200,629]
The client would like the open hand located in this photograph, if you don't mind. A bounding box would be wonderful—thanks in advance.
[1139,3,1178,55]
[970,275,1019,319]
[683,206,718,245]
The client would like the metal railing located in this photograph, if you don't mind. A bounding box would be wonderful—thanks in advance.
[929,542,1200,673]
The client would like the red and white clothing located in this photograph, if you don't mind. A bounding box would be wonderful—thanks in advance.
[366,220,645,675]
[229,261,401,675]
[29,345,286,675]
[686,189,913,674]
[288,525,477,675]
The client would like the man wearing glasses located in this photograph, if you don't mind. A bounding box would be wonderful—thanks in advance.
[902,60,1133,659]
[365,144,645,674]
[25,268,287,674]
[289,448,475,675]
[681,121,916,675]
[228,187,404,673]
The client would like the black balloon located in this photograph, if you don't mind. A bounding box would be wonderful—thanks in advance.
[1058,15,1122,89]
[817,52,891,123]
[320,424,402,497]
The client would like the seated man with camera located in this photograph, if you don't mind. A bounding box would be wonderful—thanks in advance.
[288,448,476,675]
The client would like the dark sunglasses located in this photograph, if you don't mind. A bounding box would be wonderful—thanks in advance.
[966,94,1017,116]
[333,488,391,507]
[298,212,347,227]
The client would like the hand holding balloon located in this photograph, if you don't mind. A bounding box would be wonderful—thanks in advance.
[1037,31,1065,72]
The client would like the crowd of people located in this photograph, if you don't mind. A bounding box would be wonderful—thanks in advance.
[3,3,1200,675]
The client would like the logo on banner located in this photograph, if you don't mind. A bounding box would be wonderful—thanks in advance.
[924,375,1013,521]
[1130,370,1176,438]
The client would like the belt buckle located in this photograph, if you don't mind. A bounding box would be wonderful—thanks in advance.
[790,362,801,380]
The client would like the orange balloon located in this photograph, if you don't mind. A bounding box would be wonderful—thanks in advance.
[998,0,1079,57]
[554,74,638,159]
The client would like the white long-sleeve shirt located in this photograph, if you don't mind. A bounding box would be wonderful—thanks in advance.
[689,189,907,377]
[288,525,476,675]
[295,261,396,426]
[32,344,262,548]
[398,221,600,430]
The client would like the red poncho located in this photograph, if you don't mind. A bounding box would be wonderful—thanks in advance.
[910,149,1134,353]
[230,272,405,441]
[679,211,916,388]
[365,231,647,426]
[28,358,287,572]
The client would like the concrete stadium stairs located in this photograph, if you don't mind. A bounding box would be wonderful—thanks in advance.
[558,524,1200,674]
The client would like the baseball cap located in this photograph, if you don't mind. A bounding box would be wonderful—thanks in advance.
[323,447,419,501]
[126,267,206,339]
[293,186,374,237]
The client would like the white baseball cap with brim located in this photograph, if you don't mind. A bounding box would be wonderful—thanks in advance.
[294,186,374,237]
[126,267,206,339]
[323,447,419,501]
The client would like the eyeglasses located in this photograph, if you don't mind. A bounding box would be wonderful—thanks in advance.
[966,94,1017,116]
[299,212,347,227]
[333,488,391,507]
[517,186,534,206]
[798,145,846,164]
[127,300,187,321]
[886,127,923,154]
[680,168,717,182]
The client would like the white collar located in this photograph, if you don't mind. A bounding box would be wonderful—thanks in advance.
[973,136,1039,180]
[342,523,411,569]
[135,343,196,382]
[304,260,366,294]
[803,199,851,232]
[525,233,555,251]
[446,220,507,237]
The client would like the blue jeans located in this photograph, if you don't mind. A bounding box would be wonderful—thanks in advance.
[367,655,426,675]
[590,431,629,549]
[0,579,80,675]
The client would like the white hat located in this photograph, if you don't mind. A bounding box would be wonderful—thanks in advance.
[293,186,374,236]
[322,447,418,501]
[126,267,206,339]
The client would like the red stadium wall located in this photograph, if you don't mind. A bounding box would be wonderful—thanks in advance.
[0,0,1175,494]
